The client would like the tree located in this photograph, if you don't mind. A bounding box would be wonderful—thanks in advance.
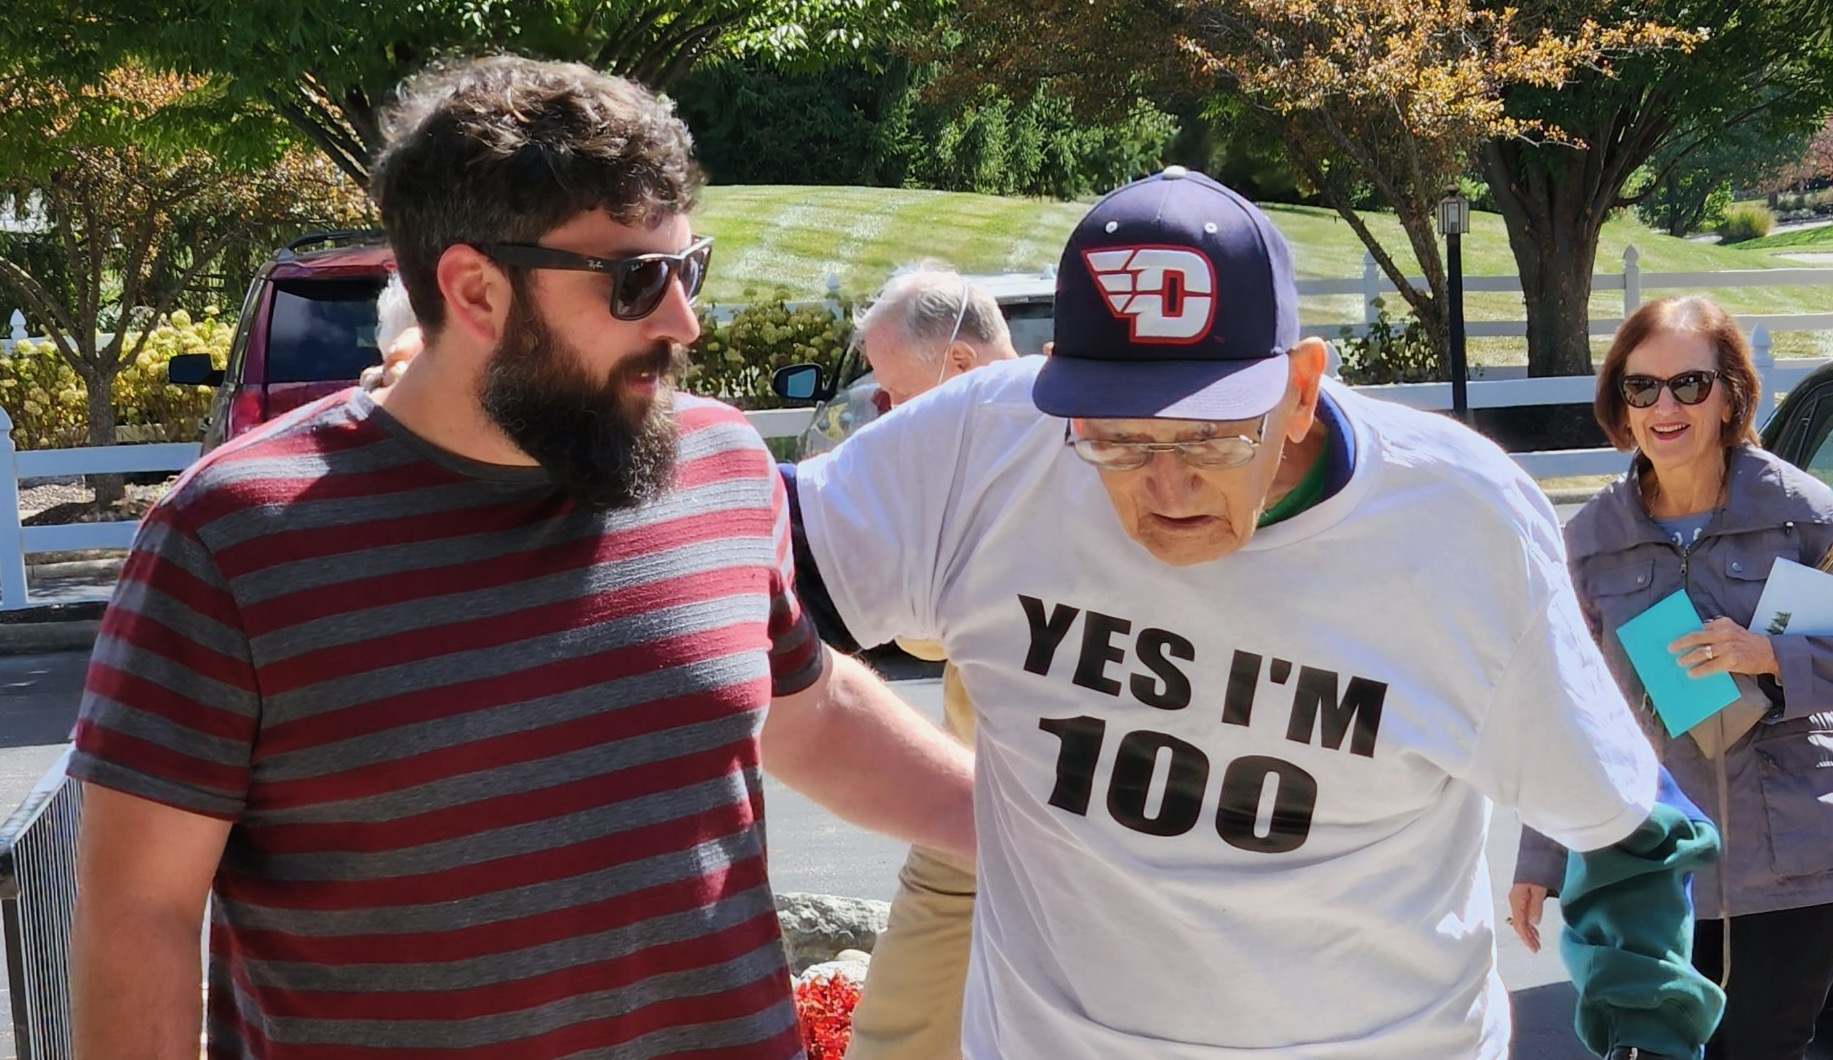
[2,0,948,189]
[671,53,1178,198]
[1634,114,1815,236]
[1478,0,1833,375]
[0,67,367,501]
[1768,117,1833,197]
[947,0,1683,371]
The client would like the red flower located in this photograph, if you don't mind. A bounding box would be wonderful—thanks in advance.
[794,973,863,1060]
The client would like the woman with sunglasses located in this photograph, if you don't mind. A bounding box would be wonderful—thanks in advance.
[1508,296,1833,1060]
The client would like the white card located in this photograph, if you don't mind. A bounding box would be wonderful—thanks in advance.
[1752,557,1833,637]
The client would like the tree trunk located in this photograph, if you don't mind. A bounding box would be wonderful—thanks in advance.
[1665,189,1688,237]
[82,369,123,508]
[1480,141,1607,378]
[1517,244,1600,376]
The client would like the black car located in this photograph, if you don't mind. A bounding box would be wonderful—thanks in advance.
[1762,361,1833,487]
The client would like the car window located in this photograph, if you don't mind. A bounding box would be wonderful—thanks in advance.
[1003,300,1055,358]
[835,343,869,388]
[265,278,386,384]
[1799,390,1833,489]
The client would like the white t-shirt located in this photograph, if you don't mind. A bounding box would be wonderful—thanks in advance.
[796,357,1657,1060]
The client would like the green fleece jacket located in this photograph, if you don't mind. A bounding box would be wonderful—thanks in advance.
[1559,774,1725,1059]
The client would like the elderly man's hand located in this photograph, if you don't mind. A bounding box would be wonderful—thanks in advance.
[359,360,409,392]
[1507,882,1549,953]
[361,326,424,392]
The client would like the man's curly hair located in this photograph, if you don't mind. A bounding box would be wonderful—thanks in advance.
[371,55,702,333]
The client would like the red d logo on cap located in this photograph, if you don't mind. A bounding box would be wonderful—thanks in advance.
[1083,246,1217,344]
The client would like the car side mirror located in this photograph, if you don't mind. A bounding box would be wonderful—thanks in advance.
[167,354,225,387]
[772,363,832,405]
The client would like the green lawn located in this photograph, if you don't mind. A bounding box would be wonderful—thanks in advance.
[1734,223,1833,251]
[695,185,1833,363]
[696,186,1090,304]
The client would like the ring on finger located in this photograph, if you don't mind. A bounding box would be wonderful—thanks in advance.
[1706,645,1714,660]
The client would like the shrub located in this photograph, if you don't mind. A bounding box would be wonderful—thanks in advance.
[0,340,87,450]
[1716,204,1775,244]
[1335,300,1445,384]
[686,291,853,410]
[0,308,230,449]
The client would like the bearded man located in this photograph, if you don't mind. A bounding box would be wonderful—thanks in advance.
[67,56,972,1060]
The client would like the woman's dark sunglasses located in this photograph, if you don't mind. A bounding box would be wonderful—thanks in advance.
[473,236,714,321]
[1620,370,1718,409]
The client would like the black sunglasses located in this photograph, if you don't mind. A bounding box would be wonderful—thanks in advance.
[1620,370,1718,409]
[474,236,714,321]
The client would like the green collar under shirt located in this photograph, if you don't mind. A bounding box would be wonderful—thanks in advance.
[1257,428,1331,529]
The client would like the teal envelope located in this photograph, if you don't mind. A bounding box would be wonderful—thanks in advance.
[1615,589,1740,738]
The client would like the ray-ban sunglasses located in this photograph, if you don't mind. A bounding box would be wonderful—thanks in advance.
[1620,369,1719,409]
[474,236,714,321]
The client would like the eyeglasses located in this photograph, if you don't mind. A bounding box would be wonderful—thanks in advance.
[1064,415,1269,471]
[1620,370,1719,409]
[473,236,714,321]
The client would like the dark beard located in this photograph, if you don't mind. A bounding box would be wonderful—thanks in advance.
[479,292,684,511]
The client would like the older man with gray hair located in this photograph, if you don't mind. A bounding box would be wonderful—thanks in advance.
[359,271,424,391]
[855,261,1018,410]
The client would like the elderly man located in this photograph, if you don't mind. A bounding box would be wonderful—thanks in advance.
[837,265,1015,1060]
[358,271,422,391]
[68,56,971,1060]
[855,262,1018,409]
[791,168,1723,1060]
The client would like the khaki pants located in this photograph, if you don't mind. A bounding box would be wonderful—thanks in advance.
[846,652,977,1060]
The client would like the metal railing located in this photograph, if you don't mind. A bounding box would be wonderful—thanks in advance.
[2,748,82,1060]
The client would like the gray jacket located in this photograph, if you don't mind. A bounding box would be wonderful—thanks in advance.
[1516,444,1833,919]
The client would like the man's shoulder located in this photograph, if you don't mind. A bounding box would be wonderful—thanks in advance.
[814,356,1048,470]
[1335,383,1547,513]
[672,394,783,494]
[908,355,1050,439]
[963,354,1047,406]
[675,392,751,429]
[675,394,772,452]
[158,390,374,524]
[1331,382,1566,583]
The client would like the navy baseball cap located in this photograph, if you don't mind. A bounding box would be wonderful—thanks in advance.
[1033,166,1301,421]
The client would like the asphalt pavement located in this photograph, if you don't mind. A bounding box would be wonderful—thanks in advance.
[0,650,1819,1059]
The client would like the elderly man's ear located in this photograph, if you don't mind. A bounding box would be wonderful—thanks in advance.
[1292,337,1329,381]
[1283,337,1331,443]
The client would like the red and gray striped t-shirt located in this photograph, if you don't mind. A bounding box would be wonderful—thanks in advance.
[71,388,823,1059]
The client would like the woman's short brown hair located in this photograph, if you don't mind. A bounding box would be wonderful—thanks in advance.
[1594,296,1761,452]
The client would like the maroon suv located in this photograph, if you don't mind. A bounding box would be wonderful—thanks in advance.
[168,231,394,450]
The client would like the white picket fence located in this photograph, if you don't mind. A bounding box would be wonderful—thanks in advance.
[0,247,1828,609]
[0,336,1823,610]
[0,412,198,610]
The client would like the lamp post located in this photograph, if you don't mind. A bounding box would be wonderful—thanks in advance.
[1437,189,1470,422]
